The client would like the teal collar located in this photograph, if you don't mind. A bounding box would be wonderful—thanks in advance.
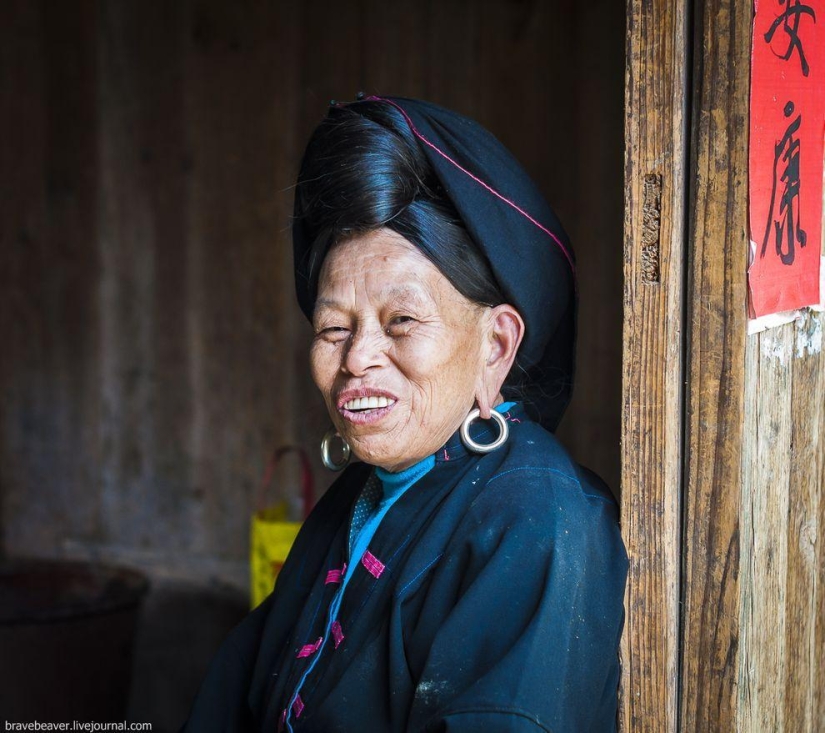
[375,455,436,501]
[374,402,517,497]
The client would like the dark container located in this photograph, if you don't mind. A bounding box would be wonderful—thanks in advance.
[0,557,149,722]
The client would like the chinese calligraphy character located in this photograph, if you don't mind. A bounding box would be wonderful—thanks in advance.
[761,101,807,265]
[764,0,816,76]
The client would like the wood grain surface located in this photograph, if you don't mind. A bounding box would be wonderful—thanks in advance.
[740,315,825,732]
[679,0,750,730]
[621,1,689,730]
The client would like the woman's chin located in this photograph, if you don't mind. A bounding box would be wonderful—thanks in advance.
[345,437,419,473]
[348,443,397,470]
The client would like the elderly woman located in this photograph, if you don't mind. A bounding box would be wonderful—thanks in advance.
[183,96,627,732]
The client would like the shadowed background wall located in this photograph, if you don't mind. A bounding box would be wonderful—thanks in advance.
[0,1,623,728]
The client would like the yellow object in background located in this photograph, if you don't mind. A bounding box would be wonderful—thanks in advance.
[249,446,314,609]
[250,502,302,609]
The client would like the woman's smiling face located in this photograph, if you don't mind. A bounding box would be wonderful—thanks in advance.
[311,229,488,472]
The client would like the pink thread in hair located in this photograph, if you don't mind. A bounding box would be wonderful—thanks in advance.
[443,448,450,461]
[278,710,286,732]
[331,620,345,648]
[361,550,385,578]
[296,636,324,658]
[292,695,305,718]
[364,96,575,274]
[504,411,521,423]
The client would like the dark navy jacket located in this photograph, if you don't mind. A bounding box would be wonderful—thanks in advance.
[183,404,628,732]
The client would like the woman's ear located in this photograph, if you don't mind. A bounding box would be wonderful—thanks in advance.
[475,305,525,419]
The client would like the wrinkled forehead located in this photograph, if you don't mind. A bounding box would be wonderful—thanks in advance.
[315,283,429,309]
[313,234,478,319]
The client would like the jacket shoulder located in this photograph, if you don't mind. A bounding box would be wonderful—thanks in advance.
[474,421,619,526]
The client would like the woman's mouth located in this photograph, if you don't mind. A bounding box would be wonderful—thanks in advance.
[343,396,395,411]
[337,392,398,425]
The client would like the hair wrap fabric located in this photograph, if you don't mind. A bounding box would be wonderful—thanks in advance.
[292,96,577,431]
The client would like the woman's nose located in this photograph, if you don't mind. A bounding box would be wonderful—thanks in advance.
[342,328,386,376]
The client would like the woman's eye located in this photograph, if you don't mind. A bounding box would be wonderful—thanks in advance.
[317,326,349,340]
[385,316,415,333]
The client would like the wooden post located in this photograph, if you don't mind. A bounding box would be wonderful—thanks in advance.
[621,1,690,730]
[680,0,749,729]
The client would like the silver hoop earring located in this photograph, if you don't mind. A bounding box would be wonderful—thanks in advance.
[321,427,351,471]
[459,409,509,454]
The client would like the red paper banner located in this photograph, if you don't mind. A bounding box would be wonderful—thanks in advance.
[748,0,824,317]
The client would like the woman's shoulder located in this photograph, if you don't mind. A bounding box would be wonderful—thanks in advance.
[448,418,624,567]
[426,416,627,606]
[481,419,617,515]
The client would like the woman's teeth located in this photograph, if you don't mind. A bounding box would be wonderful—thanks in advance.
[344,396,395,411]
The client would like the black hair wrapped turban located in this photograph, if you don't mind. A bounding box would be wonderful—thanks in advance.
[293,96,577,432]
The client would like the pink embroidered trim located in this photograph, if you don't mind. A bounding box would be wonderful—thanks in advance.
[331,620,345,648]
[361,550,385,578]
[296,636,324,658]
[365,96,575,274]
[292,695,305,718]
[325,563,346,584]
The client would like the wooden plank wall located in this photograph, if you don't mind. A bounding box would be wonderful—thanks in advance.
[740,312,825,731]
[620,0,689,730]
[0,1,624,589]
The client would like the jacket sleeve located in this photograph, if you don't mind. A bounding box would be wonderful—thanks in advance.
[405,467,628,733]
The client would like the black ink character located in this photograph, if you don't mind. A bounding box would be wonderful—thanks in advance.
[765,0,816,76]
[761,101,807,266]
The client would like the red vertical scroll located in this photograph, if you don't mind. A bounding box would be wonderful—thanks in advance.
[748,0,825,317]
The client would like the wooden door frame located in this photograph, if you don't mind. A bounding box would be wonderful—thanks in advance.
[621,0,749,730]
[621,1,688,729]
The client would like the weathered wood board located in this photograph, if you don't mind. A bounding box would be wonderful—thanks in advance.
[621,1,689,730]
[679,0,750,730]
